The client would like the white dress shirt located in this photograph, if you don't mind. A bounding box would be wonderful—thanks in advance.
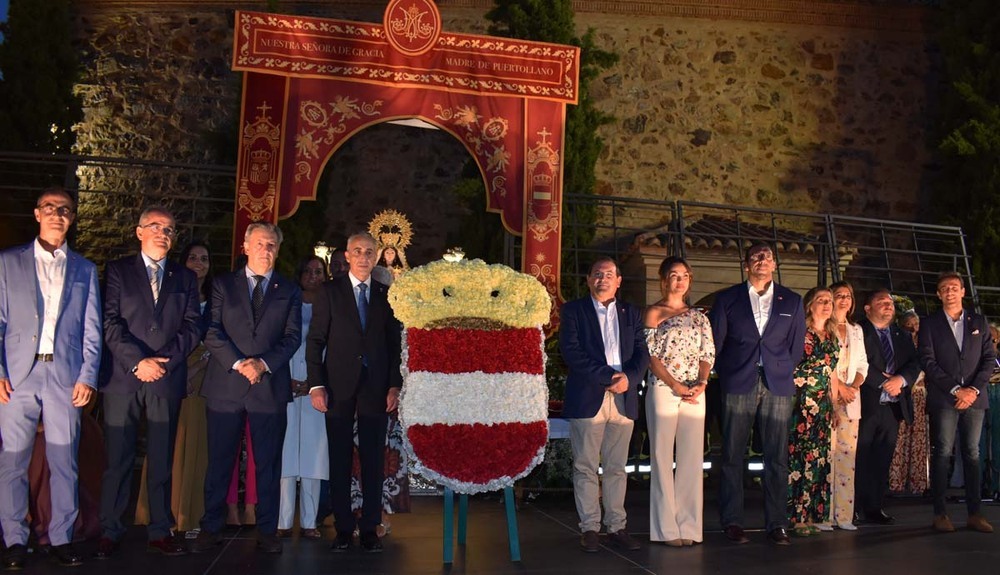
[591,296,622,371]
[747,280,774,336]
[946,312,965,351]
[34,238,68,355]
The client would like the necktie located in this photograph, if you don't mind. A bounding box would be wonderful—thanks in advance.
[252,275,265,324]
[878,328,896,373]
[357,283,368,331]
[149,262,160,304]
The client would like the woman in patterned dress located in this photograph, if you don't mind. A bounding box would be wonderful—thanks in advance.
[787,287,839,536]
[644,256,714,546]
[826,281,868,531]
[888,310,929,495]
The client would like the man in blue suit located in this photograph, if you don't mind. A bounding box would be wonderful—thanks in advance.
[0,188,102,569]
[95,207,202,558]
[919,271,995,534]
[191,222,301,555]
[709,241,805,545]
[560,257,649,553]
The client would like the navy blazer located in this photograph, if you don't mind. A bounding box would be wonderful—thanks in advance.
[859,318,920,424]
[709,282,805,396]
[918,309,996,411]
[559,296,650,420]
[102,254,203,399]
[305,275,402,415]
[202,269,302,411]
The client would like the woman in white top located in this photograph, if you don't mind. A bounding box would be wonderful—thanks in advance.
[827,281,869,531]
[644,257,715,546]
[277,256,330,538]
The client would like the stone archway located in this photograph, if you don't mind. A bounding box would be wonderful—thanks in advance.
[229,1,580,326]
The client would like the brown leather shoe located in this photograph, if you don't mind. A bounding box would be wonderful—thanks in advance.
[608,529,641,551]
[276,529,292,538]
[932,514,955,533]
[724,525,750,544]
[767,527,791,546]
[967,514,994,533]
[580,530,600,553]
[301,528,322,539]
[147,537,187,556]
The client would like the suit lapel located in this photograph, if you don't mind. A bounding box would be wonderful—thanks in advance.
[57,248,78,318]
[133,254,156,312]
[961,312,975,356]
[154,259,179,315]
[234,270,255,325]
[340,276,363,333]
[257,273,283,325]
[18,244,40,321]
[617,302,632,359]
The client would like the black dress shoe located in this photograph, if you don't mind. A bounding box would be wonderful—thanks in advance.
[2,544,27,571]
[360,531,383,553]
[853,511,864,524]
[767,527,791,546]
[724,525,750,544]
[868,510,895,525]
[92,537,118,559]
[49,544,84,567]
[330,532,352,552]
[190,530,222,554]
[147,537,187,556]
[256,534,283,554]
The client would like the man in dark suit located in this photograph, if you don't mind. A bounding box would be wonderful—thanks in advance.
[191,222,301,554]
[708,241,805,545]
[559,257,649,553]
[919,272,995,533]
[0,188,102,569]
[854,288,920,525]
[307,232,401,553]
[95,207,202,558]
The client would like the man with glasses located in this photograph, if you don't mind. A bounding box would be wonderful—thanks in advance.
[919,272,995,533]
[95,207,202,558]
[559,257,649,552]
[709,241,805,545]
[0,188,102,569]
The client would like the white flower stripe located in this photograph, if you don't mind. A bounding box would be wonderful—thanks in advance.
[399,371,548,426]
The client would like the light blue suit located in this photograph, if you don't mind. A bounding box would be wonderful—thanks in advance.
[0,240,102,547]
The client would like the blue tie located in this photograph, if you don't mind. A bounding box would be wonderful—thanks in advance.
[357,283,368,331]
[878,328,895,373]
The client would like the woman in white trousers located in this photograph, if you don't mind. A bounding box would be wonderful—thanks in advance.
[277,257,330,538]
[826,281,868,531]
[644,257,715,546]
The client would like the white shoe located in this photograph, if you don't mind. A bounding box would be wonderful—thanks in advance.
[815,523,834,532]
[837,522,858,531]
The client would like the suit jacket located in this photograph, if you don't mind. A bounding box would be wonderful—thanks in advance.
[306,275,402,415]
[202,269,302,410]
[0,241,102,388]
[558,296,650,420]
[859,317,920,424]
[708,282,805,396]
[838,322,870,420]
[102,254,203,399]
[918,308,996,411]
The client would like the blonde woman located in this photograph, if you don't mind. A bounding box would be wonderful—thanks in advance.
[644,257,714,546]
[826,281,868,531]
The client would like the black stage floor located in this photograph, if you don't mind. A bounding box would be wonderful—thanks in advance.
[13,485,1000,575]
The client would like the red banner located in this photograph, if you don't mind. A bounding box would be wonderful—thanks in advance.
[231,2,575,325]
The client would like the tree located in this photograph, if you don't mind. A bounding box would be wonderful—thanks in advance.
[0,0,81,153]
[449,0,617,277]
[934,0,1000,286]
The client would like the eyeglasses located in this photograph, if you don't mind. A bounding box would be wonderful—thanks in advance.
[37,204,74,217]
[140,223,177,238]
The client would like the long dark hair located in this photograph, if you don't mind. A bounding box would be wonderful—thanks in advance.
[296,255,329,288]
[178,241,213,302]
[377,246,404,269]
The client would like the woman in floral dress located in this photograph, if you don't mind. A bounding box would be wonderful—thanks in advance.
[644,256,714,546]
[787,287,840,536]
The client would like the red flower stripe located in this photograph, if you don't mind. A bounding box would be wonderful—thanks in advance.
[406,327,543,374]
[407,421,548,484]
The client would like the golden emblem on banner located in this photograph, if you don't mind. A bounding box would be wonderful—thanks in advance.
[433,103,511,198]
[527,127,561,242]
[238,101,281,221]
[384,0,441,57]
[294,96,384,182]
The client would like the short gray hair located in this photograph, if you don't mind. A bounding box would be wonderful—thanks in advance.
[244,222,283,245]
[347,231,376,248]
[139,205,175,226]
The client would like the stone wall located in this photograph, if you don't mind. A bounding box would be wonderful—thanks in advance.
[67,1,936,265]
